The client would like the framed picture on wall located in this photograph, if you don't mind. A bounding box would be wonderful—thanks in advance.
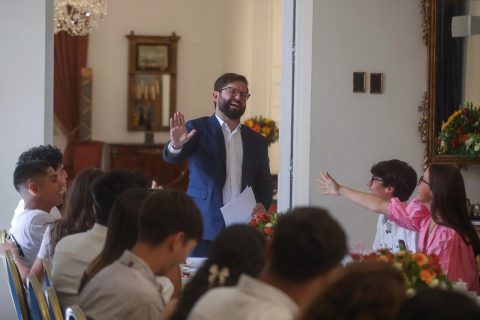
[137,44,169,71]
[126,32,180,131]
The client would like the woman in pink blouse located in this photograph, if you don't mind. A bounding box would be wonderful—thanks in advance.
[318,164,480,292]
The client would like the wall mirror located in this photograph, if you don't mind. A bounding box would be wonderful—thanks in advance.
[420,0,480,165]
[126,32,180,131]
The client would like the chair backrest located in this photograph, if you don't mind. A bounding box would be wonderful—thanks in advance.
[64,305,87,320]
[43,259,53,289]
[70,140,105,178]
[0,229,7,244]
[44,287,63,320]
[27,274,51,320]
[3,250,30,320]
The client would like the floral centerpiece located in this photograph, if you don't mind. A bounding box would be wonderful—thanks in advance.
[244,116,279,146]
[352,249,452,295]
[249,211,280,238]
[436,102,480,158]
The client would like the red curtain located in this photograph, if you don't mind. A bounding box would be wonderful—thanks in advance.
[54,32,88,169]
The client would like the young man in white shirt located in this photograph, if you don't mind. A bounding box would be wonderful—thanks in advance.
[11,145,67,224]
[188,207,347,320]
[369,159,418,252]
[78,189,203,320]
[9,160,64,273]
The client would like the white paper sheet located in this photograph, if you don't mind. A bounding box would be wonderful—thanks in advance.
[220,186,256,226]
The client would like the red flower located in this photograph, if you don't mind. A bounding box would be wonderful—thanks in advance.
[264,226,273,236]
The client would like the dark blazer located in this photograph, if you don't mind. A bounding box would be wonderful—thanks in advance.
[163,114,272,240]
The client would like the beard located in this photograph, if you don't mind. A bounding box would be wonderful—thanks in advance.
[217,95,246,120]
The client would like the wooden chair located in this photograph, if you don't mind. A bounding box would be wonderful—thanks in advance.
[43,259,53,289]
[64,305,87,320]
[27,274,51,320]
[44,287,63,320]
[3,250,30,320]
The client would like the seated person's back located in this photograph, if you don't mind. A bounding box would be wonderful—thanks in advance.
[52,169,149,308]
[78,189,203,320]
[188,207,347,320]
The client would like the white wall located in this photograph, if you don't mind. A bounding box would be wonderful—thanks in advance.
[0,1,53,316]
[307,0,426,247]
[87,0,281,171]
[285,0,480,248]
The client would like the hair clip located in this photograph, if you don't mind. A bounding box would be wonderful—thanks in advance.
[208,264,230,287]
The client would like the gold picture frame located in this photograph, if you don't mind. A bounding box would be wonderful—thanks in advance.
[126,31,180,131]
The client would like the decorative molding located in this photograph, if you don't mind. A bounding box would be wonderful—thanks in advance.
[418,92,428,144]
[421,0,431,46]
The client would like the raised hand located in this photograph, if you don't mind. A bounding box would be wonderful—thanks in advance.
[316,171,340,195]
[170,112,196,149]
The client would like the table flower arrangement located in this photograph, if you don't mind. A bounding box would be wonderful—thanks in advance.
[243,116,279,146]
[351,249,452,295]
[249,211,280,238]
[436,102,480,158]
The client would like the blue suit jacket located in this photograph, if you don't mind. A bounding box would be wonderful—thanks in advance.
[163,115,272,240]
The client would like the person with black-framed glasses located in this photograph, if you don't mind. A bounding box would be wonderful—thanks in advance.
[368,160,418,253]
[163,73,272,257]
[318,164,480,293]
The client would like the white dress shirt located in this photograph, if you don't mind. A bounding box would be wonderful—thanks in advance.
[215,115,243,205]
[168,115,243,205]
[78,250,165,320]
[372,214,418,252]
[52,223,107,308]
[188,274,299,320]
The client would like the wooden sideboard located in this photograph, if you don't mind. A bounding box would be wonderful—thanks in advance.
[109,143,188,191]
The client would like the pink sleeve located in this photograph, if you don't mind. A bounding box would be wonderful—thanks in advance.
[387,198,429,232]
[435,231,479,292]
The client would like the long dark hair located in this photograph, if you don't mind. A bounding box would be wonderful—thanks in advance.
[169,225,266,320]
[429,164,480,255]
[79,188,149,291]
[49,168,104,256]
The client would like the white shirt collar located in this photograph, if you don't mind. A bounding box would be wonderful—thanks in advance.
[215,114,241,133]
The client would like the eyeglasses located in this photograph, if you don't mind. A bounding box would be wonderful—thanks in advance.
[219,87,251,100]
[369,176,384,185]
[418,176,430,186]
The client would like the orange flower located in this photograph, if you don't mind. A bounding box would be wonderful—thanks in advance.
[420,269,434,284]
[412,253,428,267]
[459,134,469,144]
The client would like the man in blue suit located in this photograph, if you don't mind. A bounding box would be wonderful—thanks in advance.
[163,73,272,256]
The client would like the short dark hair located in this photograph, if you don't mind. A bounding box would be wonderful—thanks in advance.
[370,159,417,201]
[91,169,149,225]
[17,145,63,171]
[302,261,406,320]
[13,160,51,192]
[138,189,203,245]
[213,73,248,92]
[270,207,347,282]
[396,288,480,320]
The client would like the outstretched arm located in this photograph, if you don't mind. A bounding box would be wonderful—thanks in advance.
[317,171,389,214]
